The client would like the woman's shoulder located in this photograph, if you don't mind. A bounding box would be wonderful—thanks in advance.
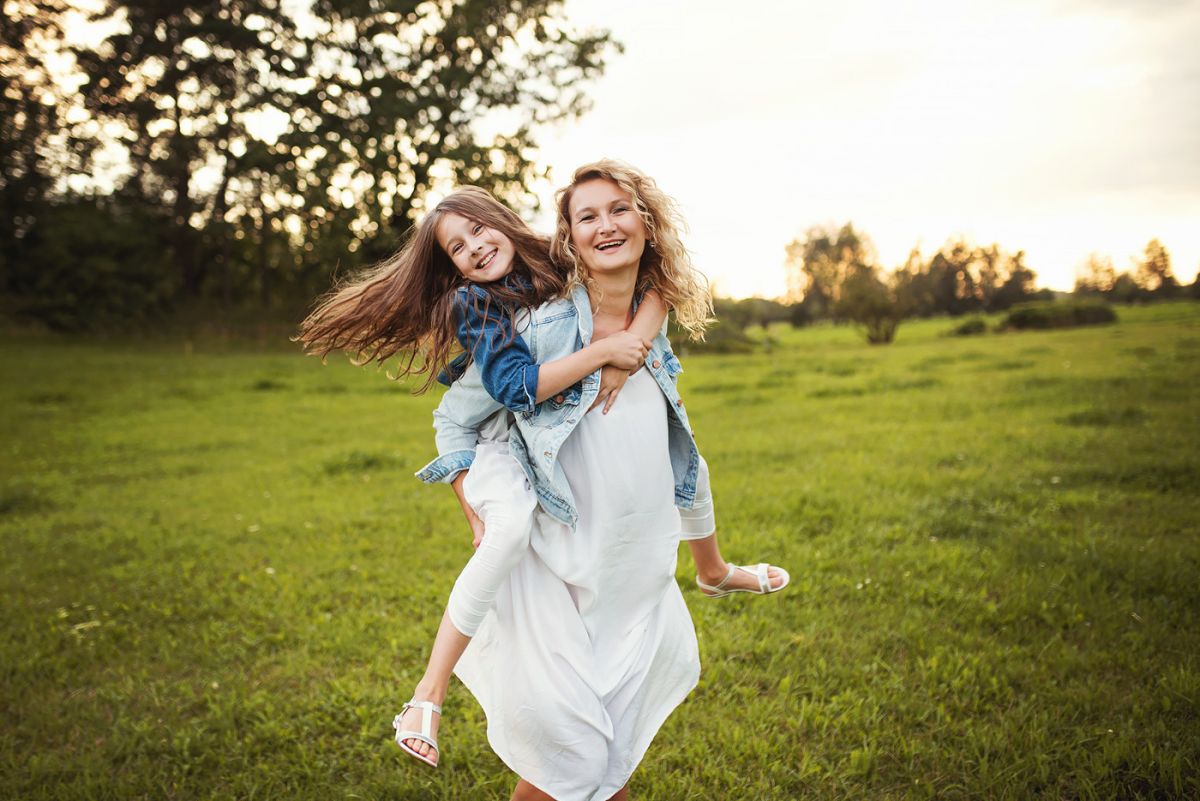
[530,285,584,320]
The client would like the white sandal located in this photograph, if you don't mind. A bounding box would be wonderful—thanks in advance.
[697,562,790,598]
[393,699,442,768]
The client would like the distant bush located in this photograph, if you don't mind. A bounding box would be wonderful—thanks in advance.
[684,320,758,353]
[672,301,784,353]
[1001,300,1117,331]
[6,199,176,331]
[948,317,987,336]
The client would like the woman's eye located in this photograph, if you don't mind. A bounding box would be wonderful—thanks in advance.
[614,206,629,214]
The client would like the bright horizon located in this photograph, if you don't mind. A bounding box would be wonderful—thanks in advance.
[523,0,1200,298]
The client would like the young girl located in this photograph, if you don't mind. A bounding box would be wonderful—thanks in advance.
[297,185,788,770]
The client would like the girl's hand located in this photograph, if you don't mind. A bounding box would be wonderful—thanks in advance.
[590,365,631,414]
[603,330,650,371]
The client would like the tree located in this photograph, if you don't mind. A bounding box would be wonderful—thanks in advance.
[990,250,1038,311]
[784,222,874,319]
[65,0,618,305]
[1135,238,1177,294]
[894,239,1040,317]
[835,263,900,344]
[0,0,75,285]
[71,0,310,296]
[1075,253,1116,294]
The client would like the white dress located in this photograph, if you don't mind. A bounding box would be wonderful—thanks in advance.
[454,369,700,800]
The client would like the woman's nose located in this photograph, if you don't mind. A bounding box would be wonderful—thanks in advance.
[598,214,615,234]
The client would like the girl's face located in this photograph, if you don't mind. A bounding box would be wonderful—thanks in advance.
[435,213,516,284]
[567,178,647,277]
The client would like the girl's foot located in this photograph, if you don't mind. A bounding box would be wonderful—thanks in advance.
[697,562,788,598]
[394,698,442,767]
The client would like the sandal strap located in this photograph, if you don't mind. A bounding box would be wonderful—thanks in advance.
[397,699,442,738]
[696,563,739,594]
[753,563,770,593]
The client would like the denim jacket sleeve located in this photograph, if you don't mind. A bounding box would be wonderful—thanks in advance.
[454,285,539,413]
[415,360,505,484]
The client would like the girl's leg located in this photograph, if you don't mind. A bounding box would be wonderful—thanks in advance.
[396,610,469,764]
[397,457,537,765]
[688,533,785,592]
[606,785,630,801]
[682,456,786,594]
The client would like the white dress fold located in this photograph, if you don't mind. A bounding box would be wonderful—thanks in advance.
[455,369,700,800]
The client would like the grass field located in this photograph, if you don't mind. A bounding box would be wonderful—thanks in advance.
[2,303,1198,800]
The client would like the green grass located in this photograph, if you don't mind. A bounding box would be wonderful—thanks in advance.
[3,303,1198,800]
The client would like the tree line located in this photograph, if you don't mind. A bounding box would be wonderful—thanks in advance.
[698,225,1197,348]
[1,0,617,330]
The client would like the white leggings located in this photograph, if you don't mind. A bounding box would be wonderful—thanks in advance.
[446,443,538,637]
[445,448,716,636]
[679,455,716,540]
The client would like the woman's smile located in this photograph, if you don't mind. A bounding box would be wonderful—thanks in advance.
[568,178,647,275]
[595,238,626,254]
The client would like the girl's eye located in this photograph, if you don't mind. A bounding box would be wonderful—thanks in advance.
[472,223,483,234]
[451,244,462,254]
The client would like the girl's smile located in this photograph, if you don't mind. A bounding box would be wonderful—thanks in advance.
[436,213,516,283]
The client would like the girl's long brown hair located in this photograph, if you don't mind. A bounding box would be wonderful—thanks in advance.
[296,187,565,393]
[551,159,712,339]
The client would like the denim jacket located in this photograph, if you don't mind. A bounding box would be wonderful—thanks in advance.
[436,277,539,414]
[416,284,700,529]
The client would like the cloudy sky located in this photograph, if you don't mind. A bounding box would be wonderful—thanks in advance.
[525,0,1200,297]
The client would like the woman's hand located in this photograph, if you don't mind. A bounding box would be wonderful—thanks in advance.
[602,330,650,371]
[465,506,486,549]
[590,365,631,414]
[451,471,486,548]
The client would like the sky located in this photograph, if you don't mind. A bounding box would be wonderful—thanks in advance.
[521,0,1200,297]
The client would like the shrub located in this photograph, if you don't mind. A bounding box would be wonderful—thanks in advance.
[6,199,175,331]
[948,317,987,336]
[1001,300,1117,331]
[668,314,759,353]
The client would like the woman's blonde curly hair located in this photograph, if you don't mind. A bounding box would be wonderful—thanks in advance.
[551,159,712,339]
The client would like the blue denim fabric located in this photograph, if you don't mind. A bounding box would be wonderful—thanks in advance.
[416,284,700,529]
[433,283,539,413]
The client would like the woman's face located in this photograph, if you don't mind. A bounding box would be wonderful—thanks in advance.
[435,213,516,284]
[567,178,647,278]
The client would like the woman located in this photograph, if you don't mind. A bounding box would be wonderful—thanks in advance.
[425,160,714,800]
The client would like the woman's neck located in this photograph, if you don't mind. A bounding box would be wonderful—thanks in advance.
[587,266,637,328]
